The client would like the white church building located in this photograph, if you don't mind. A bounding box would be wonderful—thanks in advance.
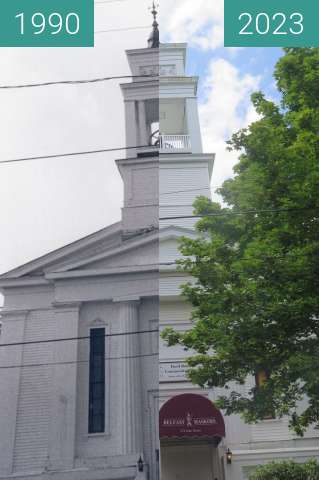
[1,9,319,480]
[0,19,161,480]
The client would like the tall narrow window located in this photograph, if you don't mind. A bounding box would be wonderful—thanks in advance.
[88,328,105,433]
[255,369,275,419]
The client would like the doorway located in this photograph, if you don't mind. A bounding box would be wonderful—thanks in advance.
[161,443,223,480]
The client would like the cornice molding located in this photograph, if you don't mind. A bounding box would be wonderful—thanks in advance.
[45,265,158,280]
[0,278,51,288]
[51,301,82,311]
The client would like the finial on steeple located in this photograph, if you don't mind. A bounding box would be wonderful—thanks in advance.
[147,2,159,48]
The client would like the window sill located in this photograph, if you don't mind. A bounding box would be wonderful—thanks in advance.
[258,418,280,423]
[87,432,110,439]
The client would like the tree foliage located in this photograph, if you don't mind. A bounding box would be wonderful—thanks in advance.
[249,460,319,480]
[162,48,319,435]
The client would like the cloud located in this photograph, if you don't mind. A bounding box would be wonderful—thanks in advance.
[161,0,225,51]
[161,0,262,195]
[198,59,261,191]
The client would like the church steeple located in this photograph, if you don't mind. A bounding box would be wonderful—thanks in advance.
[117,12,159,234]
[147,2,159,49]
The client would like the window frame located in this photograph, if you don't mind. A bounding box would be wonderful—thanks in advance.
[88,327,106,434]
[255,369,276,420]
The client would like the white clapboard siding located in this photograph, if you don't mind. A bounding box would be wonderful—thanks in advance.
[160,302,192,323]
[160,218,198,230]
[159,163,210,230]
[304,424,319,439]
[159,239,182,264]
[251,418,294,442]
[13,311,55,473]
[160,275,193,297]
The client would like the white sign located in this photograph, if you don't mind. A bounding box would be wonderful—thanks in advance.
[160,361,188,382]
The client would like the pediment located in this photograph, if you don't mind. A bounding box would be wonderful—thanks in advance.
[159,225,197,241]
[0,222,123,280]
[0,224,195,283]
[51,232,158,275]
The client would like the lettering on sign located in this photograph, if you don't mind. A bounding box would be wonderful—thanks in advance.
[162,412,218,435]
[159,361,188,382]
[159,393,226,439]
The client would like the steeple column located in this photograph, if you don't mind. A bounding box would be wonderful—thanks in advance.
[138,101,149,146]
[124,101,138,155]
[185,97,203,153]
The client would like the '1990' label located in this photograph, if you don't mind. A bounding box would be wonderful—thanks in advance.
[0,0,94,47]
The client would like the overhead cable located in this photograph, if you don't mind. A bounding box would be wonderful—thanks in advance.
[0,74,158,90]
[0,144,157,165]
[95,26,150,34]
[0,352,159,370]
[95,0,130,4]
[159,207,319,220]
[0,328,159,349]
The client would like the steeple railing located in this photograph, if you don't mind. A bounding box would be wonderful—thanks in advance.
[159,134,191,151]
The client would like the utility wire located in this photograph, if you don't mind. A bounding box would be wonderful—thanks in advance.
[0,328,158,349]
[0,74,158,90]
[95,25,150,34]
[95,0,130,4]
[0,257,316,284]
[0,144,157,165]
[0,352,159,370]
[160,186,212,195]
[0,255,313,282]
[159,206,319,221]
[0,74,199,90]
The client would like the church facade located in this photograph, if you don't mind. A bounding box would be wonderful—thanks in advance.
[0,31,160,480]
[157,39,319,480]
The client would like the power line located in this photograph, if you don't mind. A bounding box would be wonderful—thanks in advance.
[0,74,158,90]
[0,328,158,349]
[0,352,159,370]
[0,144,157,165]
[95,0,130,4]
[95,25,150,34]
[0,256,316,285]
[159,206,319,221]
[160,186,212,195]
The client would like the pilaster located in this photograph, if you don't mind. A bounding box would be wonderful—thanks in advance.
[124,100,138,157]
[0,310,28,476]
[138,101,148,146]
[116,300,143,456]
[185,97,203,153]
[47,302,81,470]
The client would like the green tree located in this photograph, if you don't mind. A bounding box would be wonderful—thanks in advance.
[162,48,319,435]
[249,460,319,480]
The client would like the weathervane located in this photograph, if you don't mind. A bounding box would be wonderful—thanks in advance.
[148,1,159,48]
[150,1,159,22]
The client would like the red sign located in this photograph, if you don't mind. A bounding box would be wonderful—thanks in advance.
[160,394,225,440]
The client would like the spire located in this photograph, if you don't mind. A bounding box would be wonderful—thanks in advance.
[147,2,159,48]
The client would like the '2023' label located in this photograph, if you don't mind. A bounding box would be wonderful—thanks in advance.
[239,12,303,37]
[225,0,317,47]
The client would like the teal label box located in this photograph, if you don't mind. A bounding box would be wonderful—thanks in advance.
[224,0,317,47]
[0,0,94,47]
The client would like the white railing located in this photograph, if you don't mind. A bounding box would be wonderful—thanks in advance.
[159,134,191,151]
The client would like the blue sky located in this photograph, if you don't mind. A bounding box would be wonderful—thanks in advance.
[161,0,286,189]
[187,46,283,110]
